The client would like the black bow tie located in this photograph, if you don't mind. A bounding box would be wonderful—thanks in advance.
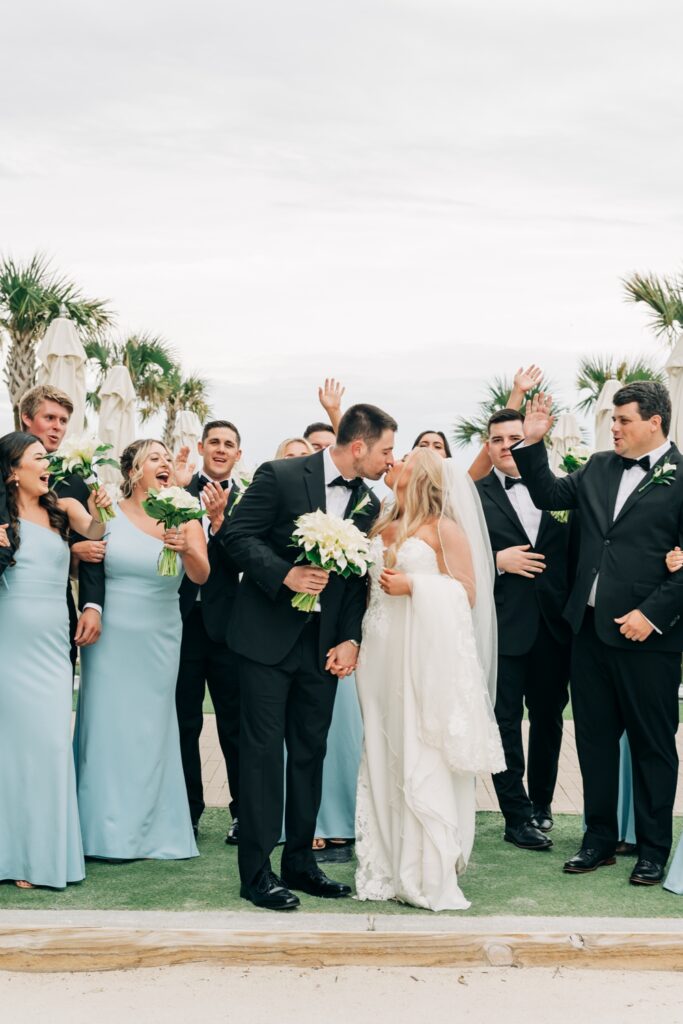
[200,475,231,491]
[619,455,650,471]
[505,476,523,490]
[329,475,364,491]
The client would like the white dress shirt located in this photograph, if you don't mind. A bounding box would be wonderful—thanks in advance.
[323,446,358,517]
[494,467,542,547]
[587,438,672,614]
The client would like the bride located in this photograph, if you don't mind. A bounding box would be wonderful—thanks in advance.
[354,448,505,911]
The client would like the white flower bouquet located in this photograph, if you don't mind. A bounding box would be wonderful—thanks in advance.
[289,509,373,613]
[48,435,120,522]
[560,445,592,475]
[142,485,205,576]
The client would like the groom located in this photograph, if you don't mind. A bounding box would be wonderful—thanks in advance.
[513,382,683,886]
[224,403,395,910]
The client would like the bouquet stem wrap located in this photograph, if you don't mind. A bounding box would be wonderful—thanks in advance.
[289,510,373,613]
[142,486,205,577]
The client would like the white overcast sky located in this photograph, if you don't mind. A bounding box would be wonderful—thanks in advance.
[1,0,681,464]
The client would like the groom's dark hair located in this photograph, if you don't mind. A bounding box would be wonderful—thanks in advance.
[614,381,671,436]
[487,408,524,434]
[337,404,398,446]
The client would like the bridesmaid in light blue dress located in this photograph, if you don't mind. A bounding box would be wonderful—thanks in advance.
[315,674,363,844]
[74,439,209,861]
[617,733,636,848]
[0,432,108,888]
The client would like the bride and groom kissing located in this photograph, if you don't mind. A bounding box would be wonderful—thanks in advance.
[224,402,505,911]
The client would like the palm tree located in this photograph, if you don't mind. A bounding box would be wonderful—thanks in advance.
[0,254,113,428]
[160,369,211,449]
[86,332,176,420]
[452,375,553,449]
[575,354,665,413]
[623,270,683,342]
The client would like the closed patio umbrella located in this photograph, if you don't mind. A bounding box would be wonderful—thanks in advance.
[549,412,582,474]
[97,365,137,491]
[666,324,683,449]
[594,378,622,451]
[36,312,87,435]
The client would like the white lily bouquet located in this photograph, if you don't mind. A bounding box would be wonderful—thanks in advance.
[142,486,205,576]
[289,509,373,613]
[48,435,120,523]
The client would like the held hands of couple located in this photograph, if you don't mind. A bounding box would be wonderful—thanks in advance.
[325,640,358,679]
[496,544,546,578]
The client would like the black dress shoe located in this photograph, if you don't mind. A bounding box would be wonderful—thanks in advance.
[504,821,553,850]
[240,870,300,910]
[225,818,239,845]
[192,822,199,840]
[615,840,637,856]
[530,805,553,833]
[280,866,352,898]
[563,848,616,873]
[314,841,354,864]
[629,859,665,886]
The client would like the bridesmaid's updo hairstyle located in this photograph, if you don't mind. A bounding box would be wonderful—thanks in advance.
[120,439,170,498]
[0,431,69,558]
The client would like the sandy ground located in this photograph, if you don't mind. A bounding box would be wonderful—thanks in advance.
[2,966,683,1024]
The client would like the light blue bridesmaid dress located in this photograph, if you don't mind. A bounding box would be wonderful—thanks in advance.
[316,674,363,838]
[0,520,84,888]
[617,733,636,846]
[74,509,198,860]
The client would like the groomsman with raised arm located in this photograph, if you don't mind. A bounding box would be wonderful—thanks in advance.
[476,409,573,852]
[176,420,244,843]
[513,382,683,886]
[20,385,105,659]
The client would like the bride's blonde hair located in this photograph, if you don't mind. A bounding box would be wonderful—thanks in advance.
[369,447,445,567]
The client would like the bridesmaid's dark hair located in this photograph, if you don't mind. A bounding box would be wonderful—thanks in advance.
[412,430,452,458]
[0,432,70,559]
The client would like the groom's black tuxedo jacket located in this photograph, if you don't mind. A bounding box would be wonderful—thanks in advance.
[475,472,574,657]
[53,473,105,611]
[223,451,380,671]
[513,440,683,652]
[178,473,241,644]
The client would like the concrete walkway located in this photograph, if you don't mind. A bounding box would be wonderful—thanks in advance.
[200,718,683,815]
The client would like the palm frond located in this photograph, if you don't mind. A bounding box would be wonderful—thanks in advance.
[623,271,683,341]
[451,374,556,449]
[575,353,666,413]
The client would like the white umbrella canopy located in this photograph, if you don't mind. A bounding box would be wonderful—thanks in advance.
[172,410,203,459]
[594,378,623,451]
[36,315,87,435]
[666,323,683,449]
[96,365,137,490]
[549,412,582,474]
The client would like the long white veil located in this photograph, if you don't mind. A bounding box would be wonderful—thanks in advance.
[437,459,498,706]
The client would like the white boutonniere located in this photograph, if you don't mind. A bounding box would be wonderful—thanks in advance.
[550,510,570,524]
[349,492,372,517]
[638,461,677,493]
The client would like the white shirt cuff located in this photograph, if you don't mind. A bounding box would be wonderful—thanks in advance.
[641,614,662,636]
[83,603,102,615]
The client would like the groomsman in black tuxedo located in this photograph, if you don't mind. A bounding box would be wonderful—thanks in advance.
[476,410,573,852]
[176,420,244,842]
[514,382,683,886]
[224,404,394,910]
[20,385,105,661]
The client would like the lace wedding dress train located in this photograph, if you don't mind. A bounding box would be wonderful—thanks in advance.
[354,537,505,911]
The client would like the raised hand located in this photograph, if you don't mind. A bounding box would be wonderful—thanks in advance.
[512,364,543,397]
[174,446,195,487]
[202,480,228,531]
[318,378,346,430]
[523,392,555,444]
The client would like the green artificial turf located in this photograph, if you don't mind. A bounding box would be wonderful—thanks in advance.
[2,810,682,917]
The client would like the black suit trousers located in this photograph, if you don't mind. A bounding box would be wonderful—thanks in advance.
[175,605,241,824]
[237,618,338,887]
[572,609,680,863]
[492,618,570,825]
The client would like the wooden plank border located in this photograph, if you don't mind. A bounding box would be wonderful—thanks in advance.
[1,925,683,972]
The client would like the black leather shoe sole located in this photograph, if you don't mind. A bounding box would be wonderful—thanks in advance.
[504,833,552,851]
[563,857,616,874]
[629,873,663,887]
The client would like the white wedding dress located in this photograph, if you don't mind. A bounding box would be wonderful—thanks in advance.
[354,536,506,911]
